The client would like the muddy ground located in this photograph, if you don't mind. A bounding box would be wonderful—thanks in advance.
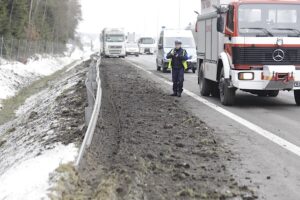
[51,59,257,200]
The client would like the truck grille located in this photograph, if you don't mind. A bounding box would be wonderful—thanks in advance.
[232,47,300,65]
[109,50,121,54]
[109,45,122,49]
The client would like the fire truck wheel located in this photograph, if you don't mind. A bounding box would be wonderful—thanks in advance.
[199,63,211,96]
[268,90,279,97]
[219,69,235,106]
[294,90,300,106]
[211,82,220,98]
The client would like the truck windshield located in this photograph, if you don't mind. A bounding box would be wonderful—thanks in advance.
[239,4,300,37]
[164,37,196,48]
[140,38,155,44]
[106,35,125,42]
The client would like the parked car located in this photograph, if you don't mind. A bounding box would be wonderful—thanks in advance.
[126,43,139,57]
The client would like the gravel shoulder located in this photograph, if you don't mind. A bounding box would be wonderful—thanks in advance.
[51,58,257,200]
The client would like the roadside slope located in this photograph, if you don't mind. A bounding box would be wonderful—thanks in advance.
[0,60,89,199]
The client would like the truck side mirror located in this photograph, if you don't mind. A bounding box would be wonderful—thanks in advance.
[217,16,224,33]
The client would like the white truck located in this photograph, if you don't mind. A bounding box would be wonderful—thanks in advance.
[195,0,300,106]
[138,37,156,54]
[101,28,126,58]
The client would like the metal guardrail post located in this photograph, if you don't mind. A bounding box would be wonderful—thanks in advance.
[85,62,96,125]
[76,57,102,167]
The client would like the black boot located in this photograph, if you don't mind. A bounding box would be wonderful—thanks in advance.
[170,93,177,96]
[177,93,181,97]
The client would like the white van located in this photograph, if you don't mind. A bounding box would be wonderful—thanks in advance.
[156,29,197,73]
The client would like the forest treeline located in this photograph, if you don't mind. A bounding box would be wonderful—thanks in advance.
[0,0,81,44]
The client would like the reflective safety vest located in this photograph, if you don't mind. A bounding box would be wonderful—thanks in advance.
[168,49,188,70]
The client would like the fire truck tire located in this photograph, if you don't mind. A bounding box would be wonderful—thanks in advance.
[268,90,279,97]
[294,90,300,106]
[199,62,211,96]
[211,82,220,98]
[219,69,235,106]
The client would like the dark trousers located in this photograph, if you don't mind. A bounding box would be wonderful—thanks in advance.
[172,68,184,94]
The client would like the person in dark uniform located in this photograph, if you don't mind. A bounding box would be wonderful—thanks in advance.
[166,40,188,97]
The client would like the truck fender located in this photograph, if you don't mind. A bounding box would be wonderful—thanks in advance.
[219,52,231,79]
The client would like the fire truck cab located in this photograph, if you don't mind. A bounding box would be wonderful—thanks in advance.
[195,0,300,105]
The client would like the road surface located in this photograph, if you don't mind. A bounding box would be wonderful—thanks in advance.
[126,55,300,200]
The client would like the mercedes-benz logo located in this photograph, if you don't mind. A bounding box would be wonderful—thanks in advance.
[272,49,285,62]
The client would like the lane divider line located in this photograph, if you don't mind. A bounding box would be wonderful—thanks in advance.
[128,61,300,158]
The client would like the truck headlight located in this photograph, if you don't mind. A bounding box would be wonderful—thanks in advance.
[238,72,254,80]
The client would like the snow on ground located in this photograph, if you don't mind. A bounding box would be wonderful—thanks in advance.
[0,144,77,200]
[0,44,92,200]
[0,61,88,199]
[0,56,69,100]
[0,45,94,108]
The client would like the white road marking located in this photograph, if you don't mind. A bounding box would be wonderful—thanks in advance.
[128,61,300,158]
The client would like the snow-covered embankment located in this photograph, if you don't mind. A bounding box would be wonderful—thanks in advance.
[0,47,93,199]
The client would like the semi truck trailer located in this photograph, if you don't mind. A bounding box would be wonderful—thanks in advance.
[195,0,300,105]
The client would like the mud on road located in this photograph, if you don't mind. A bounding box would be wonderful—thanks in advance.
[52,59,257,200]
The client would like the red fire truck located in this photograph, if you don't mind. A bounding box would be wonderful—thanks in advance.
[195,0,300,105]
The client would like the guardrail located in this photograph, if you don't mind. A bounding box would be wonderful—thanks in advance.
[75,55,102,167]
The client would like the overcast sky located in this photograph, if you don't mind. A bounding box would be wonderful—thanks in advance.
[78,0,201,37]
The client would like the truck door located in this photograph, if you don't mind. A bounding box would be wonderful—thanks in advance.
[225,5,236,56]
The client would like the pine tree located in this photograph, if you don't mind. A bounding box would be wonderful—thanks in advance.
[0,1,9,36]
[0,0,82,43]
[10,0,28,38]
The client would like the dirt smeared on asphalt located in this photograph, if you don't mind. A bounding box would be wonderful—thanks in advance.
[51,59,257,199]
